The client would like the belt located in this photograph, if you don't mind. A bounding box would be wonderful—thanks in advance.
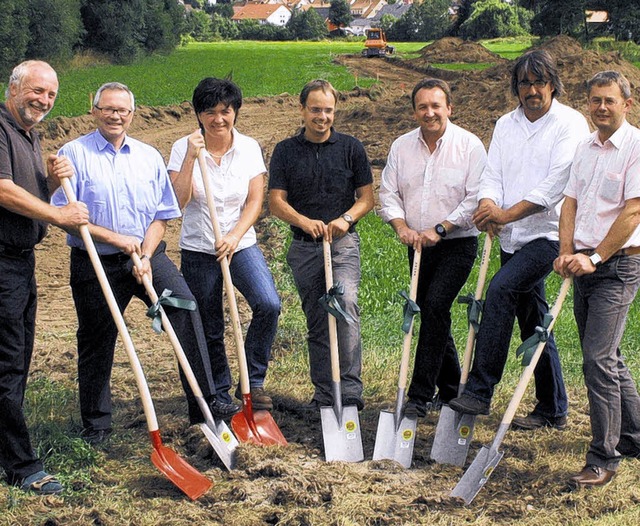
[0,242,34,258]
[72,247,130,262]
[292,228,356,242]
[578,247,640,257]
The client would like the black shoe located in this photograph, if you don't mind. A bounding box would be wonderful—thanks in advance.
[448,394,490,416]
[235,386,274,411]
[209,399,241,419]
[343,396,365,411]
[80,427,113,446]
[403,399,427,418]
[511,412,567,431]
[302,398,330,411]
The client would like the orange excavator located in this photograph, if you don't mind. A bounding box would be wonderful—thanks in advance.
[362,28,395,57]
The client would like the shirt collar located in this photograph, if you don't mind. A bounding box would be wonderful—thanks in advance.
[296,127,338,145]
[416,120,450,150]
[0,103,36,140]
[93,129,131,153]
[514,98,558,124]
[588,120,630,149]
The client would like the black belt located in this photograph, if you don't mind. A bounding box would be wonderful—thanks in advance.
[578,247,640,257]
[292,228,356,242]
[72,247,130,262]
[0,242,34,258]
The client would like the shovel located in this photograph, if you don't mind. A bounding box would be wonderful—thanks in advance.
[196,151,287,446]
[131,253,239,470]
[60,178,212,500]
[319,238,364,462]
[372,248,421,468]
[431,234,493,466]
[450,277,572,505]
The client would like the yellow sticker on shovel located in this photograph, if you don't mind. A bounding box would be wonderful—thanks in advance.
[345,420,357,433]
[402,429,414,441]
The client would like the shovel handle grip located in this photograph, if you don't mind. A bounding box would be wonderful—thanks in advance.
[397,248,421,390]
[60,177,159,432]
[323,239,342,384]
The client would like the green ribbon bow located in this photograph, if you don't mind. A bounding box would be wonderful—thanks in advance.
[515,312,554,366]
[318,282,355,324]
[399,290,420,334]
[146,289,196,334]
[458,293,484,333]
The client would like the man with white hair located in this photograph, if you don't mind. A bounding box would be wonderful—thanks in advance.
[0,60,89,495]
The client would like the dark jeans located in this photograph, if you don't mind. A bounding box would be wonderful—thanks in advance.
[0,251,43,484]
[181,245,281,400]
[466,238,568,418]
[407,236,478,404]
[574,255,640,471]
[287,232,363,404]
[70,242,216,430]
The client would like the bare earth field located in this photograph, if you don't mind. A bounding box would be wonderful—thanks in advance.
[5,38,640,525]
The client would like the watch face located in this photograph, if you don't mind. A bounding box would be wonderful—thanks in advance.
[436,224,446,236]
[343,214,353,224]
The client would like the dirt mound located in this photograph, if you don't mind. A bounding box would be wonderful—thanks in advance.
[538,34,586,57]
[414,37,506,64]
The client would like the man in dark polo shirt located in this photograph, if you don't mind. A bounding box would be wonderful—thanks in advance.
[0,60,88,495]
[268,79,374,410]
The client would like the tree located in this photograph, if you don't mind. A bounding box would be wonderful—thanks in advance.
[210,13,240,40]
[329,0,352,29]
[26,0,84,64]
[288,7,328,40]
[185,9,214,41]
[530,0,587,38]
[459,0,532,40]
[608,0,640,43]
[387,0,452,41]
[0,0,29,77]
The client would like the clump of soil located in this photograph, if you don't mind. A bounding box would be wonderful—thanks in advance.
[414,37,507,64]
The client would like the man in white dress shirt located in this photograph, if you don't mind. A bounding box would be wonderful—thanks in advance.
[450,50,590,429]
[555,70,640,488]
[379,78,486,416]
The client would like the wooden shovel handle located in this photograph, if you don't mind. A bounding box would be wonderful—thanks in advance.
[397,248,421,390]
[196,150,251,395]
[323,239,342,384]
[460,234,493,387]
[60,177,159,433]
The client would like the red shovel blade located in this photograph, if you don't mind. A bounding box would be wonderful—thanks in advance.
[149,430,212,500]
[231,394,287,446]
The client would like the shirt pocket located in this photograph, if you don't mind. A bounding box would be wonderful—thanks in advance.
[599,171,623,203]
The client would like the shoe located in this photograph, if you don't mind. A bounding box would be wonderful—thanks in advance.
[302,399,331,411]
[403,399,427,418]
[235,386,274,411]
[448,394,490,416]
[209,399,241,419]
[20,470,63,495]
[343,396,364,411]
[425,393,444,413]
[569,464,616,488]
[511,412,567,431]
[80,427,113,446]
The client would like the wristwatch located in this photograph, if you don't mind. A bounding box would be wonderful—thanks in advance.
[435,223,447,238]
[341,213,354,226]
[589,252,603,267]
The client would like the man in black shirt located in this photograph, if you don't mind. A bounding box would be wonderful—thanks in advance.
[0,60,88,495]
[269,79,373,410]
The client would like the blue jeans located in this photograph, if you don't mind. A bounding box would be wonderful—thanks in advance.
[181,244,281,402]
[287,232,363,404]
[574,255,640,471]
[408,237,478,404]
[465,238,568,418]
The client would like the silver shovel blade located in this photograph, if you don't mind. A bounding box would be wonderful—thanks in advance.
[450,445,504,504]
[372,410,417,468]
[320,404,364,462]
[200,418,239,470]
[430,405,476,466]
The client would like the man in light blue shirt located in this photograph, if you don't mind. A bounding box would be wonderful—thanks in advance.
[52,82,240,445]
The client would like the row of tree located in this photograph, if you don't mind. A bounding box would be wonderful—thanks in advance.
[0,0,183,77]
[2,0,638,79]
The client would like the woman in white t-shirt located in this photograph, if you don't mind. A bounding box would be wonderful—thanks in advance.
[168,78,280,414]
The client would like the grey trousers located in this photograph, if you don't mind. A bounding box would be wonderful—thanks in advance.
[574,255,640,471]
[287,232,363,404]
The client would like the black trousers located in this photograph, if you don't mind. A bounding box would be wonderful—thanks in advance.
[0,251,43,484]
[70,241,216,430]
[407,236,478,404]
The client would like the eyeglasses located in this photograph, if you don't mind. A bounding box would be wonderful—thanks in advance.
[94,106,133,117]
[306,106,334,115]
[589,97,621,108]
[517,79,549,90]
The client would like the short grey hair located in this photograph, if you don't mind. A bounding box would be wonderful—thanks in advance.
[93,82,136,110]
[587,70,631,100]
[5,60,56,99]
